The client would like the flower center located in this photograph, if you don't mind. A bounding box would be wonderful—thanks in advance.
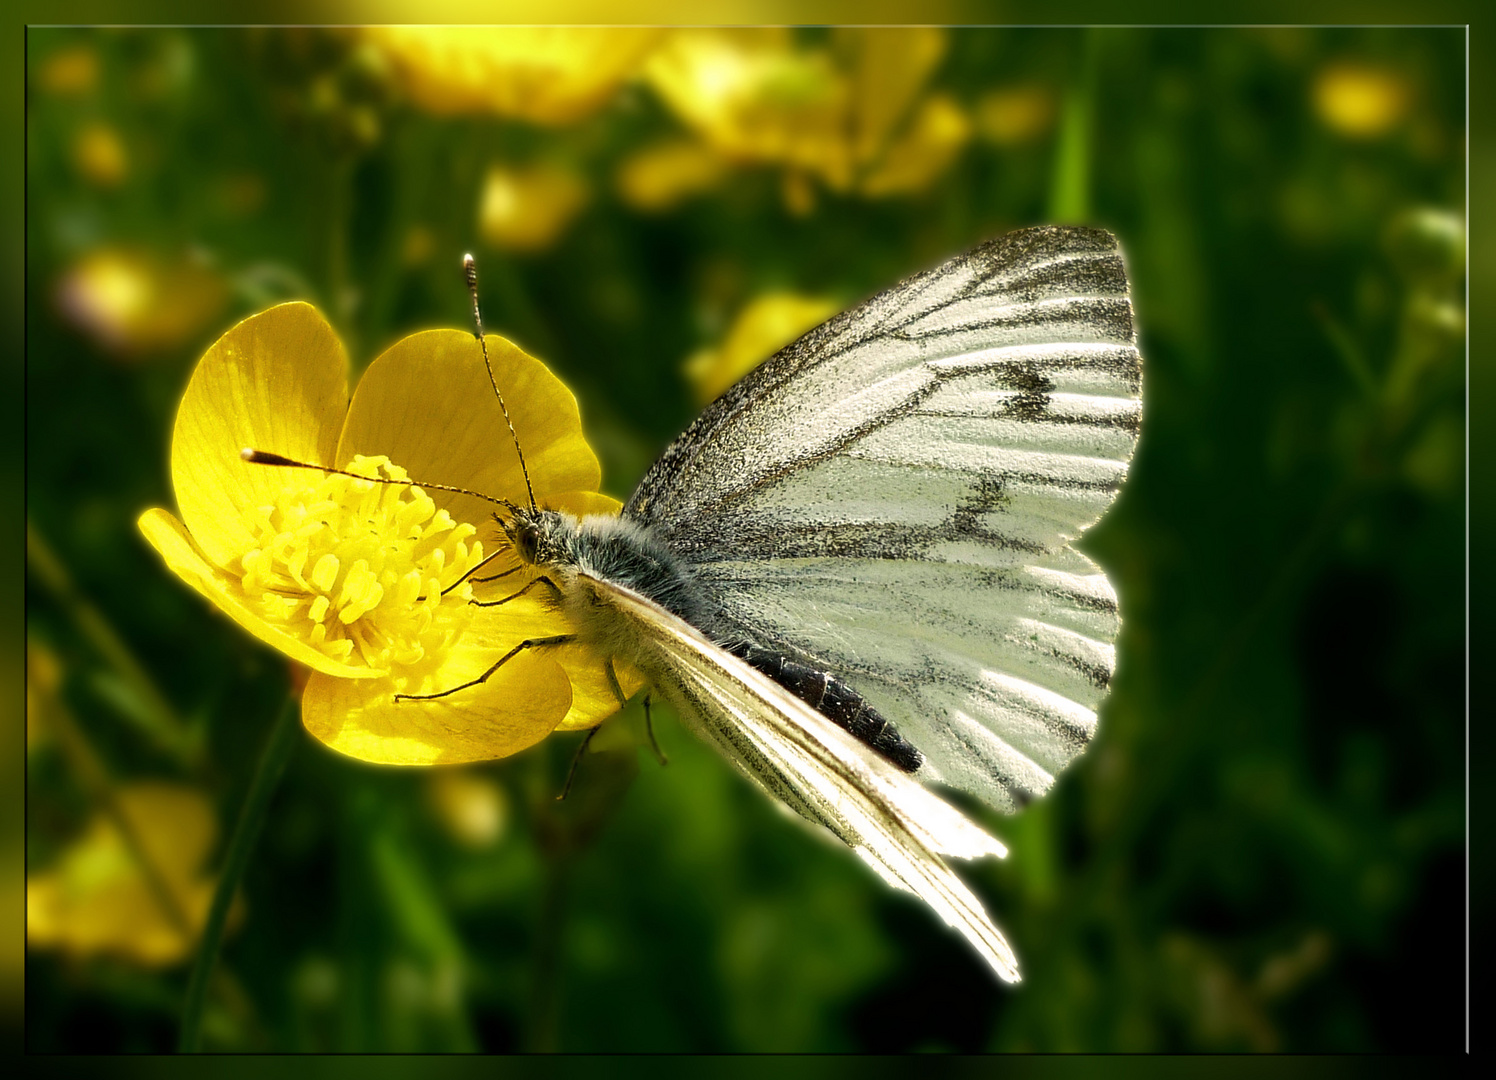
[237,455,485,671]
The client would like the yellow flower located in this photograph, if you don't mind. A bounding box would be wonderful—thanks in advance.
[56,247,227,359]
[684,293,840,405]
[975,84,1057,146]
[644,28,967,205]
[1313,63,1412,139]
[27,783,232,966]
[478,163,589,252]
[426,769,509,849]
[72,122,129,187]
[616,139,729,213]
[361,27,662,125]
[36,45,100,96]
[138,302,639,766]
[857,93,971,198]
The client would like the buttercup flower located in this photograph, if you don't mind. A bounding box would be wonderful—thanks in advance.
[72,122,129,187]
[57,247,227,359]
[478,163,590,252]
[643,28,969,207]
[615,138,729,213]
[1312,62,1412,139]
[139,302,640,765]
[27,783,231,966]
[360,27,662,126]
[35,44,100,96]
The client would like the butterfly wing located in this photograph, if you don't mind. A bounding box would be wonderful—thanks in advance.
[626,226,1142,812]
[586,571,1022,982]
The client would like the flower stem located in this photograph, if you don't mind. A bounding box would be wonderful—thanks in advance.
[178,696,300,1052]
[1048,28,1101,223]
[27,519,200,768]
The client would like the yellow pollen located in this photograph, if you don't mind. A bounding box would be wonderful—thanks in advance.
[237,455,485,672]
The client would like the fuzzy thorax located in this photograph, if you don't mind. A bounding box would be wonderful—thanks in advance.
[509,507,716,653]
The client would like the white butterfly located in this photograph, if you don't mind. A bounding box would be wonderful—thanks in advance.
[490,225,1141,982]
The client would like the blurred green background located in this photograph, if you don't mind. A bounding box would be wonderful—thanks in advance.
[24,27,1465,1052]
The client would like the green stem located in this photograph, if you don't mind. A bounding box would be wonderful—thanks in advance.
[27,519,199,767]
[1047,28,1101,224]
[527,849,570,1053]
[179,696,300,1052]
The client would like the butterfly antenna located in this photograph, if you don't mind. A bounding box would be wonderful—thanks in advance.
[240,449,519,517]
[464,254,537,515]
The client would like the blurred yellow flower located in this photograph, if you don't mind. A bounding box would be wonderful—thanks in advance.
[644,28,967,207]
[684,293,840,405]
[858,94,971,198]
[976,84,1057,146]
[72,122,129,187]
[1313,63,1411,139]
[478,163,590,252]
[56,248,227,358]
[426,769,509,848]
[616,139,729,213]
[360,27,662,125]
[138,302,640,765]
[36,45,99,95]
[27,783,230,966]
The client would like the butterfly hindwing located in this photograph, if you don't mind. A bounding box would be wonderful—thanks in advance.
[584,572,1023,982]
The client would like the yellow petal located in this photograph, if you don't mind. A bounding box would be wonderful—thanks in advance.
[478,163,590,252]
[553,644,648,732]
[683,293,839,405]
[546,490,624,518]
[364,27,663,125]
[645,29,851,184]
[462,486,644,731]
[837,27,947,166]
[138,508,383,679]
[615,138,728,212]
[302,643,571,766]
[171,302,348,570]
[337,330,601,533]
[26,783,226,967]
[858,94,971,198]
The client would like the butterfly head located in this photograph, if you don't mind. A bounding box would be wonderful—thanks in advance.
[498,505,575,570]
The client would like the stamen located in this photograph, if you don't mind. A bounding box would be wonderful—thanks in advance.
[233,455,487,673]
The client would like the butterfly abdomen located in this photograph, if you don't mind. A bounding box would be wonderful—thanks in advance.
[729,644,924,774]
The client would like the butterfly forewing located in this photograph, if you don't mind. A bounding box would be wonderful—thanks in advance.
[624,226,1141,813]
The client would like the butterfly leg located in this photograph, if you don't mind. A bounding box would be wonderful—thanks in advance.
[438,548,516,595]
[642,693,667,766]
[470,575,562,608]
[604,659,666,766]
[604,657,629,708]
[555,726,599,802]
[469,564,523,585]
[392,634,576,702]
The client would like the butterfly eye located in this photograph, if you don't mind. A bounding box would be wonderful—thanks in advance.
[515,523,539,564]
